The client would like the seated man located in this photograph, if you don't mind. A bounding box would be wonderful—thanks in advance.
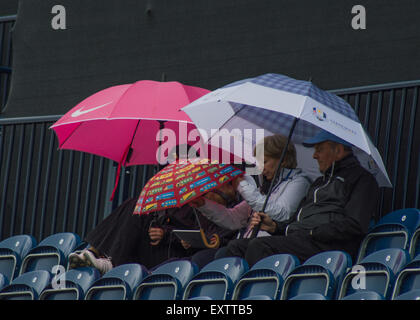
[218,130,380,266]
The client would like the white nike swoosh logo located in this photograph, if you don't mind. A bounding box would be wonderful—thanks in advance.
[71,101,113,118]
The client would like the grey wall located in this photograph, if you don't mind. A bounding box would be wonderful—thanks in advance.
[2,0,420,117]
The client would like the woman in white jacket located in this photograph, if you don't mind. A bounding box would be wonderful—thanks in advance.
[190,135,311,239]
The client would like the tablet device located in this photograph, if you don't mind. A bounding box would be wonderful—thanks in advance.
[172,229,209,248]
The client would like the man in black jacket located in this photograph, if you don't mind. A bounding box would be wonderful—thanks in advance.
[219,130,380,265]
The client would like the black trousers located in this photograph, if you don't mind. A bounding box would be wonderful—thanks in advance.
[85,198,187,269]
[219,233,326,266]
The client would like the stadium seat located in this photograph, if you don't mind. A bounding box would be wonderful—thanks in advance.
[232,254,299,300]
[393,289,420,300]
[409,227,420,259]
[182,257,249,300]
[242,295,273,300]
[391,254,420,300]
[288,293,327,300]
[357,208,420,262]
[0,273,6,290]
[0,270,51,300]
[19,232,80,275]
[134,260,197,300]
[39,267,100,300]
[85,263,148,300]
[340,290,384,300]
[338,248,410,300]
[280,251,352,300]
[0,234,37,284]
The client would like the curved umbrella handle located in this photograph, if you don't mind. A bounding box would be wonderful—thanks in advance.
[200,229,220,249]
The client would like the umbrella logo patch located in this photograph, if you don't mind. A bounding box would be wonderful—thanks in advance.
[71,101,113,118]
[313,107,327,121]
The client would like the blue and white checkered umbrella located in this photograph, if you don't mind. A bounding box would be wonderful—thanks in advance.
[182,73,391,187]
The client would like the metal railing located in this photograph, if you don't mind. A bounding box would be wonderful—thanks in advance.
[0,15,15,113]
[0,116,155,240]
[331,81,420,215]
[1,79,419,242]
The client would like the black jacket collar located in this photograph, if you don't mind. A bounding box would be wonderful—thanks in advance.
[323,154,359,177]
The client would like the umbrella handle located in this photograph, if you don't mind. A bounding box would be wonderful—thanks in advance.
[200,229,220,249]
[250,221,263,238]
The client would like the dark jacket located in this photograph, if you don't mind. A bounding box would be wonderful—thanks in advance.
[272,154,379,256]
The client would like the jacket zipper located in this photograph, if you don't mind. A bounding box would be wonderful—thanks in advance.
[313,161,335,204]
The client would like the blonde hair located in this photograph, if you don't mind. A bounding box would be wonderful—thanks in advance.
[253,135,297,169]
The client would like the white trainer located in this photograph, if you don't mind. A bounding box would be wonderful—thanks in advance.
[83,250,113,274]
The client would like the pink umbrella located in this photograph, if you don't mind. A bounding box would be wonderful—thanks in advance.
[50,80,210,199]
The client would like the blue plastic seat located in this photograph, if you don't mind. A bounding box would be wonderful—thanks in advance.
[232,254,299,300]
[280,251,352,300]
[357,208,420,262]
[338,248,410,300]
[39,267,100,300]
[288,293,327,300]
[19,232,80,275]
[409,227,420,259]
[391,254,420,300]
[393,289,420,300]
[340,290,384,300]
[86,263,148,300]
[134,260,197,300]
[182,257,248,300]
[0,235,37,283]
[0,270,51,300]
[242,294,273,300]
[0,273,6,291]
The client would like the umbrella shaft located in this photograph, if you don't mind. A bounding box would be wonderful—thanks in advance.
[251,117,299,238]
[262,117,299,211]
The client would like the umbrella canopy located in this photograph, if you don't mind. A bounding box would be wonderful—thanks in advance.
[182,73,391,187]
[51,80,210,166]
[133,158,244,215]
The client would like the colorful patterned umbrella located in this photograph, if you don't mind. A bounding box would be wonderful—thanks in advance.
[133,158,244,215]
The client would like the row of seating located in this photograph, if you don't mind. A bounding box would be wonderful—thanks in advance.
[0,208,419,300]
[0,248,419,300]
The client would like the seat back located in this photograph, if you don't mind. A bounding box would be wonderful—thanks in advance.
[409,228,420,259]
[288,293,327,300]
[339,248,410,299]
[0,274,6,291]
[40,267,100,300]
[391,254,420,299]
[0,235,37,283]
[376,208,420,230]
[359,224,410,262]
[183,257,248,300]
[340,290,384,300]
[280,251,352,300]
[20,232,80,275]
[86,263,148,300]
[0,270,51,300]
[134,260,197,300]
[232,254,299,300]
[393,289,420,300]
[359,208,420,262]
